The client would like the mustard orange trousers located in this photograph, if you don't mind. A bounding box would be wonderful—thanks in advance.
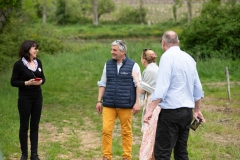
[102,107,133,160]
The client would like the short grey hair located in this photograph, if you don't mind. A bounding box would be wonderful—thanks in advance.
[111,40,127,52]
[162,31,179,45]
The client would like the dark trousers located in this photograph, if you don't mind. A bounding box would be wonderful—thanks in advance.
[154,107,193,160]
[18,95,42,155]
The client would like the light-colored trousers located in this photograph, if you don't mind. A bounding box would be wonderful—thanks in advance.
[102,107,133,160]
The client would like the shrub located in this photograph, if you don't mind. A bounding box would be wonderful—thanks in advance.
[180,2,240,60]
[0,11,65,72]
[116,6,147,24]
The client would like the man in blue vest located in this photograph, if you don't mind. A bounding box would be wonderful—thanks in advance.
[96,40,141,160]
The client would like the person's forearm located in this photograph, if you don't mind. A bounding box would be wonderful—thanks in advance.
[137,81,145,94]
[135,87,140,105]
[97,86,105,102]
[194,99,201,112]
[148,99,161,112]
[133,76,145,94]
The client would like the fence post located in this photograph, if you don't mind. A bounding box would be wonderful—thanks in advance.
[225,67,231,109]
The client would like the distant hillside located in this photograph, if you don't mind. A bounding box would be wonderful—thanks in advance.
[114,0,175,4]
[102,0,202,23]
[102,0,240,23]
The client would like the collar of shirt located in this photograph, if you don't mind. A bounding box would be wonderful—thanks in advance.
[22,57,38,72]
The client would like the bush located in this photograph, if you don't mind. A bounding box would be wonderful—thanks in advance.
[116,6,147,24]
[180,2,240,60]
[0,11,65,72]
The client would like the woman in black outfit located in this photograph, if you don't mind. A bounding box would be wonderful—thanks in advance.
[11,40,46,160]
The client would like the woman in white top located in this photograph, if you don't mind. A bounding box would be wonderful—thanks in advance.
[132,49,161,160]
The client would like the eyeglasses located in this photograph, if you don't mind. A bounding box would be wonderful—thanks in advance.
[143,49,152,51]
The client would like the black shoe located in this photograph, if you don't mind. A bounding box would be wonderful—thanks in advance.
[20,155,28,160]
[30,154,40,160]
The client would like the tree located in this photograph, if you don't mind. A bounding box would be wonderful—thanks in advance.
[172,0,182,22]
[139,0,144,24]
[228,0,236,6]
[35,0,55,24]
[186,0,192,22]
[43,0,47,23]
[93,0,98,25]
[97,0,115,20]
[0,0,21,32]
[0,0,20,9]
[55,0,67,24]
[181,2,240,60]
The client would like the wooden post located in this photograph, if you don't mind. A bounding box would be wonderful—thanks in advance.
[93,0,98,26]
[225,67,231,106]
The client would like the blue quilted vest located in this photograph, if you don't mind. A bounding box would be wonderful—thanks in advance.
[102,57,136,108]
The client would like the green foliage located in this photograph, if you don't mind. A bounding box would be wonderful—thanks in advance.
[116,6,147,24]
[54,0,115,24]
[181,2,240,60]
[55,0,92,24]
[21,0,39,19]
[173,4,177,22]
[53,24,177,40]
[0,11,65,71]
[55,0,68,24]
[97,0,115,19]
[0,0,20,9]
[34,0,56,19]
[30,25,65,54]
[197,58,240,82]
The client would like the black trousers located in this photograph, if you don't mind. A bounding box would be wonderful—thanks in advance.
[154,107,193,160]
[18,95,42,155]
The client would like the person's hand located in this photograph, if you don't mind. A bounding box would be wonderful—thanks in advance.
[27,79,42,86]
[143,109,153,124]
[132,103,140,115]
[96,102,102,114]
[193,111,205,123]
[132,71,139,81]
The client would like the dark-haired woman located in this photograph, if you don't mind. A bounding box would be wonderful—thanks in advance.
[132,49,160,160]
[11,40,46,160]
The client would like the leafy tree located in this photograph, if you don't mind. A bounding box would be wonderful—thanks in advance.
[97,0,115,20]
[0,0,21,32]
[55,0,68,24]
[116,6,147,24]
[0,0,20,9]
[181,1,240,60]
[54,0,114,24]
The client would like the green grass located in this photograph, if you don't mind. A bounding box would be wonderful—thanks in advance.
[0,40,240,159]
[54,24,182,40]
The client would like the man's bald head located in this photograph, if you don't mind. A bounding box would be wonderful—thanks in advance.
[161,30,179,51]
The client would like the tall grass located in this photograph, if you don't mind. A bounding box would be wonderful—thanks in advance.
[0,40,240,159]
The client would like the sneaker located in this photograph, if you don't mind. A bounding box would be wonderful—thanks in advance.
[20,155,28,160]
[30,154,40,160]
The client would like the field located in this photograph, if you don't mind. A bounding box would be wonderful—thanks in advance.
[101,0,203,23]
[0,39,240,160]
